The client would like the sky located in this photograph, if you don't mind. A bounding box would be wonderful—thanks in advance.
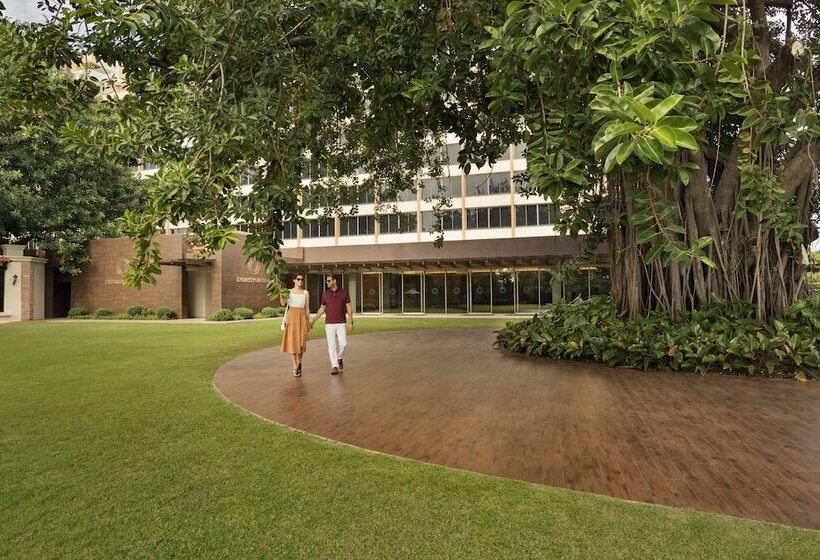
[2,0,47,22]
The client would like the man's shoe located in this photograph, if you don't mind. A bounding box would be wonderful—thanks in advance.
[331,367,339,375]
[338,359,344,371]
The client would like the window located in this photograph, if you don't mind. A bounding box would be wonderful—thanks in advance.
[466,172,511,196]
[171,227,188,235]
[238,169,256,185]
[381,213,417,234]
[342,185,375,205]
[143,161,160,171]
[421,209,461,231]
[302,219,334,238]
[439,143,461,166]
[513,143,527,159]
[280,222,298,239]
[340,215,375,236]
[466,206,511,229]
[379,186,416,202]
[515,174,536,194]
[421,176,461,199]
[301,161,327,179]
[516,204,557,226]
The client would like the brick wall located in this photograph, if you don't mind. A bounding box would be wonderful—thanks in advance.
[72,236,186,315]
[219,235,274,312]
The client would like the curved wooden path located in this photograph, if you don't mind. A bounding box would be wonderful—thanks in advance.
[214,328,820,530]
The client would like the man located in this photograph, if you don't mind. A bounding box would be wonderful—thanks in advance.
[310,274,354,375]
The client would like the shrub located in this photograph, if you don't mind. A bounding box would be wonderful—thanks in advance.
[156,306,178,320]
[254,306,285,319]
[495,296,820,380]
[67,307,90,318]
[94,308,113,318]
[233,307,254,320]
[127,305,148,317]
[208,309,236,321]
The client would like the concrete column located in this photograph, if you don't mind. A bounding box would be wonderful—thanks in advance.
[1,244,46,322]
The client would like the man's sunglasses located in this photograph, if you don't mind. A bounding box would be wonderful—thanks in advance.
[295,277,304,281]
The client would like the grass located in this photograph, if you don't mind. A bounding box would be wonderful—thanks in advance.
[1,318,818,559]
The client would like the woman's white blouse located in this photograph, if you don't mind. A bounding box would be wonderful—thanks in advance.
[287,292,307,309]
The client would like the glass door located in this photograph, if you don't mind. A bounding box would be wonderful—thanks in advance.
[425,273,446,314]
[470,271,492,313]
[402,273,423,313]
[361,273,381,313]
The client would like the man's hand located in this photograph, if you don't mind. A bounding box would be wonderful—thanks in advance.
[348,321,355,332]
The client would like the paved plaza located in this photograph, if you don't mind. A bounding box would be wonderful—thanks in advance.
[215,328,820,530]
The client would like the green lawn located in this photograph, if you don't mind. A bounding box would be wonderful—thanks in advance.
[1,318,818,559]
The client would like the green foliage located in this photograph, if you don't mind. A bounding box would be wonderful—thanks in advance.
[253,306,284,319]
[94,308,113,318]
[67,307,89,317]
[155,306,178,320]
[45,1,520,297]
[496,296,820,379]
[0,19,145,275]
[485,0,820,321]
[208,309,236,322]
[126,305,148,317]
[233,307,254,320]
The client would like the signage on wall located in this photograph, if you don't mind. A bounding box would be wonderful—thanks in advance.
[236,258,266,283]
[100,258,131,285]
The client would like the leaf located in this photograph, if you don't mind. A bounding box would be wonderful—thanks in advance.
[593,122,643,155]
[656,116,699,132]
[615,139,636,164]
[795,371,807,382]
[506,1,525,17]
[636,138,665,164]
[673,129,699,150]
[627,98,656,123]
[699,256,717,269]
[650,125,677,148]
[651,94,683,120]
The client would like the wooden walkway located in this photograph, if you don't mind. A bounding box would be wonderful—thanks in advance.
[214,328,820,530]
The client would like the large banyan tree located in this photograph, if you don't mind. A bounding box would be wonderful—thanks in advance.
[486,0,820,323]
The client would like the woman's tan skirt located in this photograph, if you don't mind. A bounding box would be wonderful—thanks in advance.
[281,306,309,354]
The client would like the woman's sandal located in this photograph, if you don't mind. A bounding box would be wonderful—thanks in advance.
[297,363,302,375]
[293,368,301,377]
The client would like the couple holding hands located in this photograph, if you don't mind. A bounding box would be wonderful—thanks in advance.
[280,274,354,377]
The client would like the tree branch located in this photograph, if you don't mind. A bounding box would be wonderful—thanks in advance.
[748,0,771,69]
[781,141,820,197]
[714,142,740,214]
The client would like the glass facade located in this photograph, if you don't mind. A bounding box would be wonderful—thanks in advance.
[382,273,402,314]
[425,273,446,313]
[301,268,608,314]
[403,273,423,313]
[466,172,511,196]
[361,273,381,313]
[421,176,462,199]
[447,272,469,313]
[470,271,492,313]
[492,271,515,313]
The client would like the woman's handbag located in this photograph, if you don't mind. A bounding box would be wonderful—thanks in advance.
[280,304,289,331]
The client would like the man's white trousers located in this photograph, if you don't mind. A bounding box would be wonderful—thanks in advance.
[324,323,347,368]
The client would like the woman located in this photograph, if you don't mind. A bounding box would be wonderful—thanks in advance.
[280,274,310,376]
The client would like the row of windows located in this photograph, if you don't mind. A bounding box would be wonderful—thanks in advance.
[340,172,519,204]
[270,204,556,239]
[516,204,557,227]
[198,204,557,241]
